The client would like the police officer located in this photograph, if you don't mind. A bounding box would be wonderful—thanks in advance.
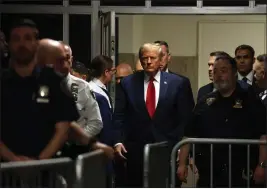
[60,43,103,138]
[0,19,79,163]
[177,53,266,187]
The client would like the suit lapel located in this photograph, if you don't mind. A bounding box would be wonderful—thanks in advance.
[153,72,168,118]
[134,71,151,118]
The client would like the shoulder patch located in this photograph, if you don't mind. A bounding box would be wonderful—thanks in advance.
[90,90,96,100]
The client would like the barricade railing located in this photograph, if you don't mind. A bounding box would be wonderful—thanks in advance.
[143,141,170,188]
[74,149,107,188]
[0,157,73,188]
[170,138,267,188]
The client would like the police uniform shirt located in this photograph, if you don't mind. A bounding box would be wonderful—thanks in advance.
[65,73,103,137]
[1,67,80,158]
[89,78,112,109]
[185,83,266,168]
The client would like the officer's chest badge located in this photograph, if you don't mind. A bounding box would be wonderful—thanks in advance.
[206,97,216,106]
[39,85,49,97]
[36,85,50,103]
[233,99,242,108]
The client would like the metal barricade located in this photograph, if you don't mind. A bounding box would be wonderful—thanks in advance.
[0,157,73,188]
[143,141,170,188]
[170,138,267,188]
[74,149,107,187]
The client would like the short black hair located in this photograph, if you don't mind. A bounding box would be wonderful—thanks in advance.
[256,54,267,62]
[210,51,231,57]
[10,18,39,39]
[215,54,237,71]
[234,44,255,57]
[89,55,113,78]
[72,61,88,75]
[154,40,169,53]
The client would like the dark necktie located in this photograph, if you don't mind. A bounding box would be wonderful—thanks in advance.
[146,77,156,118]
[242,77,248,83]
[100,87,113,110]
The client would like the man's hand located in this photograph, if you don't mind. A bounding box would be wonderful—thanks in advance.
[15,155,35,161]
[189,158,199,174]
[92,142,114,159]
[253,165,265,184]
[114,143,127,159]
[177,164,188,183]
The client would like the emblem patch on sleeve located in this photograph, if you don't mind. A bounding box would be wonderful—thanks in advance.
[90,90,96,100]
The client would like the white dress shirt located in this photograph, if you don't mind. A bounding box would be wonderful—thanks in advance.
[237,70,254,85]
[144,71,161,107]
[65,74,103,137]
[89,78,112,109]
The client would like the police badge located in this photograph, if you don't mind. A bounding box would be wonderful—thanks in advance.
[36,85,50,103]
[206,97,216,106]
[233,99,242,108]
[39,85,49,97]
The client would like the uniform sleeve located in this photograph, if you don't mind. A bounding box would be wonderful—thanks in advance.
[81,85,103,137]
[53,81,80,123]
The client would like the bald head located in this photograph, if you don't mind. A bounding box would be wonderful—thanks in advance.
[36,39,69,75]
[135,59,143,71]
[36,39,65,65]
[116,63,133,83]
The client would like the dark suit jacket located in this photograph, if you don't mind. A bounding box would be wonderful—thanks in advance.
[113,71,194,147]
[168,70,195,108]
[94,92,113,146]
[197,82,214,102]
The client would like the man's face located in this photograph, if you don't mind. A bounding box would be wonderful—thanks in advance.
[159,45,170,71]
[52,45,69,76]
[140,48,161,74]
[64,45,73,66]
[213,59,235,92]
[9,27,38,65]
[116,67,132,84]
[235,49,254,75]
[105,66,116,83]
[253,60,265,87]
[208,56,216,81]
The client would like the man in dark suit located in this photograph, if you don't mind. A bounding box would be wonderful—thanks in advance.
[235,44,256,86]
[113,43,194,187]
[197,51,231,101]
[154,40,194,108]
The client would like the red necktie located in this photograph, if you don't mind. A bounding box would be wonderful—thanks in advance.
[146,77,156,118]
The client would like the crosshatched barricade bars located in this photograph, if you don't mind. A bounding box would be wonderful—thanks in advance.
[0,157,73,187]
[170,138,267,188]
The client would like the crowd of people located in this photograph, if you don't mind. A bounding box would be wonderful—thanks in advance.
[0,18,266,188]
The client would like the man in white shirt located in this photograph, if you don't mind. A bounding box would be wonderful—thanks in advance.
[235,44,256,85]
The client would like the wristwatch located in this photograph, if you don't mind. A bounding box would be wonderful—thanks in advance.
[259,161,266,168]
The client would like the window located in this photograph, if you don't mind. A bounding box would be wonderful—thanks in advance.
[1,0,63,5]
[256,0,267,5]
[203,0,249,6]
[1,14,63,41]
[69,15,91,66]
[69,0,91,5]
[100,0,145,6]
[152,0,197,6]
